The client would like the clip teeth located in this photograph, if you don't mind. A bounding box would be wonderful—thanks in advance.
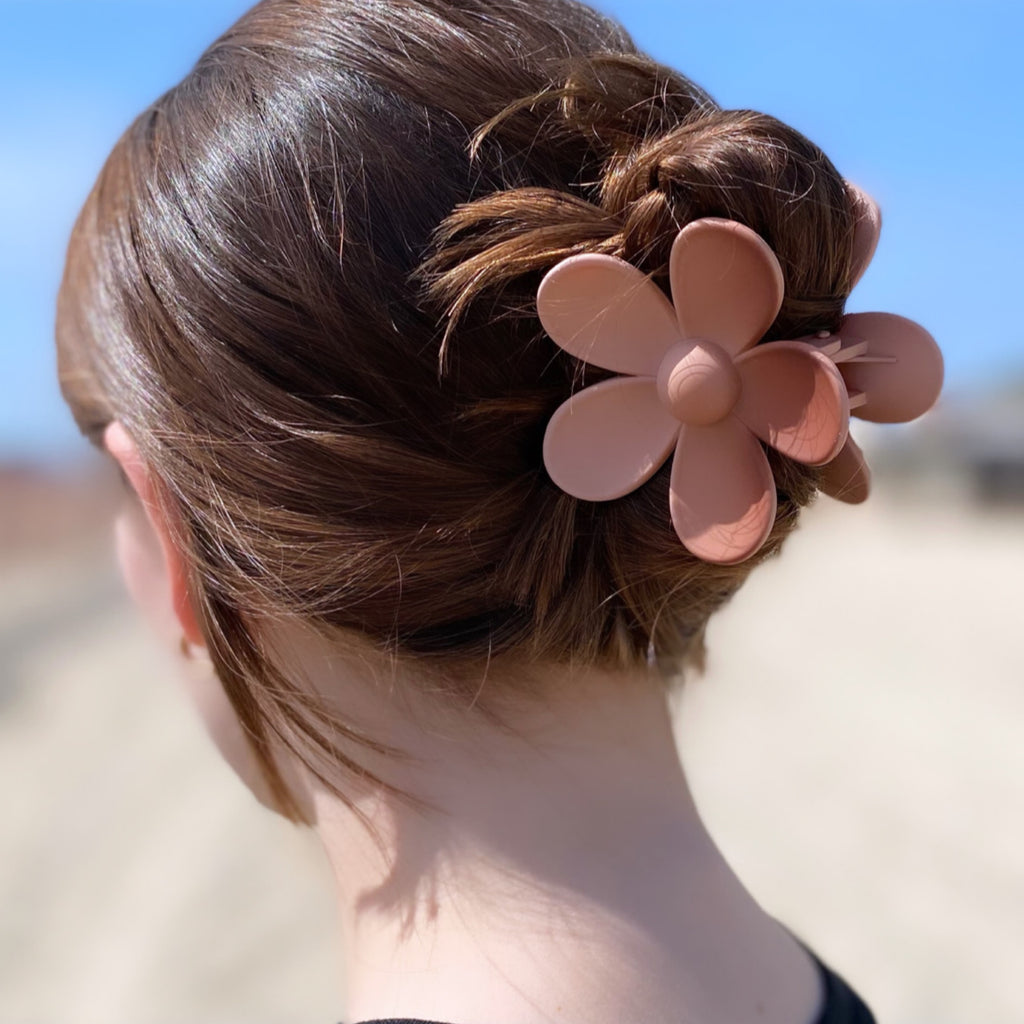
[831,339,870,363]
[808,335,870,363]
[813,337,843,358]
[847,353,899,365]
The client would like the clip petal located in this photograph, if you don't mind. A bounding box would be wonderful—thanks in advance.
[670,219,785,357]
[832,313,944,424]
[543,377,679,501]
[848,185,882,290]
[670,418,777,564]
[734,343,849,466]
[537,254,681,376]
[818,436,871,505]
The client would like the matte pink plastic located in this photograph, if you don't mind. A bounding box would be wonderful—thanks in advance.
[806,187,943,503]
[537,254,680,376]
[848,186,882,290]
[656,341,741,426]
[818,436,871,505]
[538,217,851,563]
[542,377,679,501]
[670,418,776,565]
[831,313,944,423]
[670,218,785,357]
[812,312,943,504]
[733,343,849,466]
[538,194,943,557]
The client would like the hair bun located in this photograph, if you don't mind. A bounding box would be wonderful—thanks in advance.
[59,0,869,821]
[418,66,863,670]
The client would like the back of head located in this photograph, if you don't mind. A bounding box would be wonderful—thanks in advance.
[57,0,858,812]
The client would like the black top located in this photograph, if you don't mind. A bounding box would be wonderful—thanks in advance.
[345,949,876,1024]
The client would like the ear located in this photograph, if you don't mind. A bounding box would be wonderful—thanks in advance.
[104,421,204,647]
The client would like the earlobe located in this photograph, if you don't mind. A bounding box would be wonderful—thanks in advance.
[104,421,204,647]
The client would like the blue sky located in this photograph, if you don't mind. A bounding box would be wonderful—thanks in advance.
[1,0,1021,463]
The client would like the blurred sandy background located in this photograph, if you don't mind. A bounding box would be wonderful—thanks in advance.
[1,417,1022,1024]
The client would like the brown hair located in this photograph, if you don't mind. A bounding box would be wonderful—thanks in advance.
[57,0,858,816]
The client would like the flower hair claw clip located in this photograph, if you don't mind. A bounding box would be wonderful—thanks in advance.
[537,192,942,564]
[538,217,851,564]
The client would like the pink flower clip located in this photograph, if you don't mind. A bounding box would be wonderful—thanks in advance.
[538,218,851,564]
[811,188,944,504]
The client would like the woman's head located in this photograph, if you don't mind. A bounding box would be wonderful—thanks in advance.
[57,0,858,816]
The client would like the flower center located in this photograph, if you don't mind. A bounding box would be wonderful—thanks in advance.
[656,340,741,426]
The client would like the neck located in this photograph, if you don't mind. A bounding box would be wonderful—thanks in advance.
[301,660,820,1024]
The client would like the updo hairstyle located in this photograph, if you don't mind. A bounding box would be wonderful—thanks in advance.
[57,0,858,815]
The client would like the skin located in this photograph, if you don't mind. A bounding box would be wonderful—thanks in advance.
[104,419,824,1024]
